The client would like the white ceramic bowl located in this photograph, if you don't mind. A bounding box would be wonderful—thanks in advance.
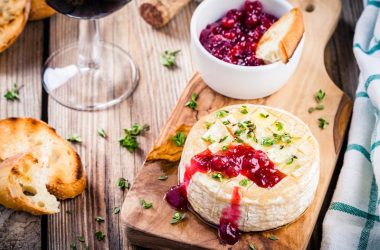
[190,0,304,99]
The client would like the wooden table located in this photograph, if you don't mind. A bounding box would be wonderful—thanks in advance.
[0,0,363,249]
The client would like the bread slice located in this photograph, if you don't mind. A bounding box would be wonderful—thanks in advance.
[29,0,55,21]
[0,118,86,200]
[0,152,60,215]
[256,8,304,64]
[0,0,31,53]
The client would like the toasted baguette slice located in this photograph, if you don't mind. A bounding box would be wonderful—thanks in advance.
[0,152,60,215]
[0,0,31,53]
[0,118,86,200]
[29,0,55,21]
[256,8,304,64]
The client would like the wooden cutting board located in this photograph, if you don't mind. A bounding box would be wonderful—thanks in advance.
[121,0,352,249]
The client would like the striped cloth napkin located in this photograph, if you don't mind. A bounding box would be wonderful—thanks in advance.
[321,1,380,249]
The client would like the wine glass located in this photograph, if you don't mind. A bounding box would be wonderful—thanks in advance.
[43,0,138,111]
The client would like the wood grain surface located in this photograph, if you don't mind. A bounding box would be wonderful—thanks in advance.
[0,0,363,249]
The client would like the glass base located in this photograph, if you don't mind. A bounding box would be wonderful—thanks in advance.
[43,42,139,111]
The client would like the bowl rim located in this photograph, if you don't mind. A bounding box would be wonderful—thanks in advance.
[190,0,302,72]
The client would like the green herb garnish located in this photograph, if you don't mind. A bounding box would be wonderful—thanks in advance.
[205,122,214,129]
[67,134,82,143]
[219,136,228,143]
[249,243,257,250]
[172,131,187,147]
[222,145,229,151]
[77,236,85,243]
[260,113,269,118]
[318,117,329,129]
[274,121,283,131]
[113,207,120,214]
[158,175,168,181]
[239,179,250,187]
[211,172,224,181]
[262,137,274,146]
[140,199,153,209]
[98,128,107,138]
[125,123,150,136]
[3,84,22,101]
[95,216,104,223]
[185,93,198,110]
[95,231,105,241]
[222,120,231,125]
[119,123,149,153]
[268,234,278,241]
[171,212,186,224]
[286,155,298,165]
[70,243,77,250]
[202,136,215,144]
[117,178,129,190]
[315,89,326,103]
[216,110,229,118]
[160,50,181,68]
[240,105,248,114]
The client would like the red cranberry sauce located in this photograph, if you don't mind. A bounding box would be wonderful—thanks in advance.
[191,144,286,188]
[199,0,278,66]
[218,186,241,245]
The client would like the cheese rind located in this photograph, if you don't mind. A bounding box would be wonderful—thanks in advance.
[178,104,319,231]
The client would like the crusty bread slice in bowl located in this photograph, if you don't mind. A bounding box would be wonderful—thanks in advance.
[0,152,60,215]
[0,118,86,200]
[256,8,304,64]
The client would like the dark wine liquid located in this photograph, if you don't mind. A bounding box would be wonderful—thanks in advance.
[47,0,131,19]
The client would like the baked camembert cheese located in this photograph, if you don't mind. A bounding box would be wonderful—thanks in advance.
[165,104,319,245]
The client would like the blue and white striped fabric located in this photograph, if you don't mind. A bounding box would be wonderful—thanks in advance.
[322,1,380,249]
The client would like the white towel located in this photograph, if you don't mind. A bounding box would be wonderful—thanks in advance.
[322,1,380,249]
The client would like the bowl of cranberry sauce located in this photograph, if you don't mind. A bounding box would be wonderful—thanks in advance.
[190,0,304,99]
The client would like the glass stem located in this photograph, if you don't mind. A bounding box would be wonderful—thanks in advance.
[78,19,101,69]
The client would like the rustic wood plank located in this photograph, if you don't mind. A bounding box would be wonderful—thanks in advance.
[46,1,197,249]
[309,0,363,248]
[121,0,355,248]
[0,21,44,250]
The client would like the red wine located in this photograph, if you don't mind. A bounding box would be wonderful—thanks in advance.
[47,0,131,19]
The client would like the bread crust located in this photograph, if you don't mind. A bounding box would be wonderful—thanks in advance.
[29,0,55,21]
[0,0,31,53]
[257,8,304,63]
[0,153,59,215]
[0,118,86,200]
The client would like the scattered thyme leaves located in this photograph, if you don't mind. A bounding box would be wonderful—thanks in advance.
[172,131,187,147]
[158,175,168,181]
[160,50,181,68]
[239,179,250,187]
[185,93,198,110]
[240,105,249,114]
[171,212,186,224]
[211,172,224,181]
[249,243,257,250]
[318,117,329,129]
[268,234,278,241]
[113,207,120,214]
[95,231,105,241]
[117,178,129,190]
[67,134,82,143]
[3,84,22,101]
[216,110,229,118]
[98,128,107,138]
[315,89,326,103]
[95,216,104,223]
[140,199,153,209]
